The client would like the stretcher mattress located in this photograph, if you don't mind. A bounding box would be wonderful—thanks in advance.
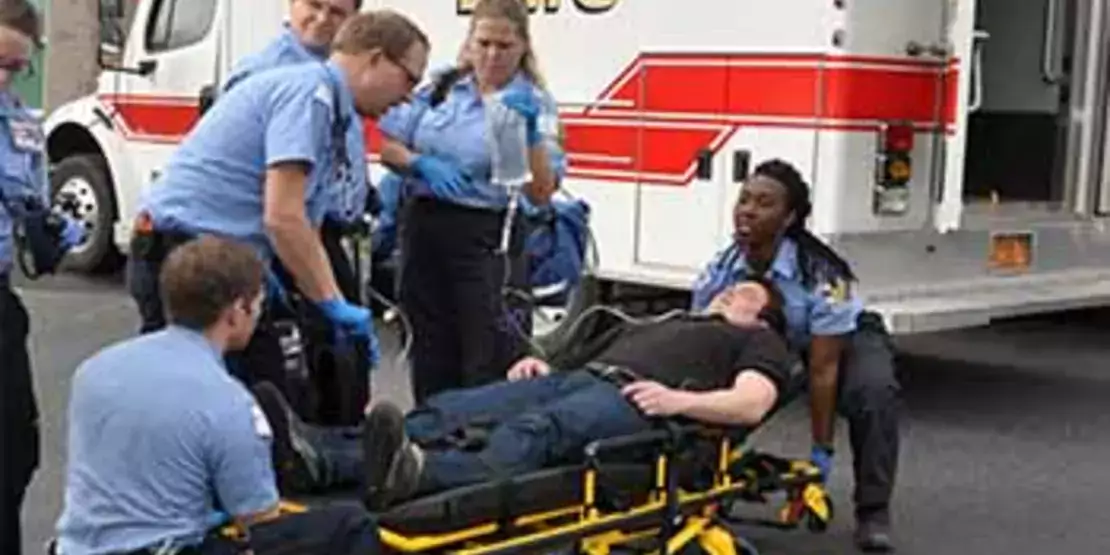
[378,463,656,535]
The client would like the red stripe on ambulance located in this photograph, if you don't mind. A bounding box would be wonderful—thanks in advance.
[97,53,960,185]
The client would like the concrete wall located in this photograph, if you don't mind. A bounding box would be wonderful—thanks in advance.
[43,0,102,112]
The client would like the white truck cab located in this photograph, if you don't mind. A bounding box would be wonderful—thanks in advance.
[44,0,1110,334]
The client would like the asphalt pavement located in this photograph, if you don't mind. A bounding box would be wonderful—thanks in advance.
[14,271,1110,555]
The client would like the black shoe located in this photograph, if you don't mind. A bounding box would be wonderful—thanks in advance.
[855,511,895,553]
[252,381,320,494]
[362,402,423,512]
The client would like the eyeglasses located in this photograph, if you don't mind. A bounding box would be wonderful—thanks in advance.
[385,54,421,89]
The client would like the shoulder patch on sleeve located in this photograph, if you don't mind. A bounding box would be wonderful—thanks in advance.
[250,403,273,439]
[313,82,335,108]
[818,276,851,303]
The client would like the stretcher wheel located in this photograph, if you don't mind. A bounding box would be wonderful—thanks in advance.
[802,485,833,533]
[683,527,761,555]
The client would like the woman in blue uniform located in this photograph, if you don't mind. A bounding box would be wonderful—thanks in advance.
[691,159,900,553]
[0,3,83,553]
[378,0,566,403]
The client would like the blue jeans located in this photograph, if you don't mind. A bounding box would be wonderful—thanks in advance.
[305,426,365,488]
[405,370,652,492]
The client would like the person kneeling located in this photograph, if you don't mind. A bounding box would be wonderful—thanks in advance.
[362,280,794,511]
[54,236,379,555]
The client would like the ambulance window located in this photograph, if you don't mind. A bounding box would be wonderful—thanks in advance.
[145,0,217,52]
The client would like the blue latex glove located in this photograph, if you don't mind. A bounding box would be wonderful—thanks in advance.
[60,216,85,250]
[335,321,382,370]
[205,511,230,529]
[500,89,541,146]
[411,155,467,198]
[316,297,381,369]
[810,444,834,480]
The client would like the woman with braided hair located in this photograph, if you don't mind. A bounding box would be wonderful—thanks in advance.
[691,159,900,553]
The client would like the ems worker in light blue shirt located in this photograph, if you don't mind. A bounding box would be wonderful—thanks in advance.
[222,0,362,93]
[378,0,567,404]
[126,12,428,402]
[690,159,901,553]
[56,236,379,555]
[0,4,84,553]
[220,0,379,427]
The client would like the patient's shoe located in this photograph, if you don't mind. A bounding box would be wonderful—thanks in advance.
[855,510,895,553]
[252,382,321,494]
[362,402,424,512]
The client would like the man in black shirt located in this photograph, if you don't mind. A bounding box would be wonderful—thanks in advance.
[360,279,794,510]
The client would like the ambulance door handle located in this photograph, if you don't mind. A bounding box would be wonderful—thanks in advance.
[1042,0,1063,84]
[969,30,991,113]
[695,148,714,180]
[732,149,751,183]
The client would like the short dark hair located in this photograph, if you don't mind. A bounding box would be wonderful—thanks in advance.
[159,236,265,330]
[0,0,42,47]
[332,9,429,60]
[750,277,788,338]
[749,158,856,288]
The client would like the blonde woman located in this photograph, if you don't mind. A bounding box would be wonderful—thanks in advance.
[379,0,566,403]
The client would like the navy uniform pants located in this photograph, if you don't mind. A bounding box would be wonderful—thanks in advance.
[50,502,380,555]
[0,276,38,555]
[403,370,651,494]
[398,197,532,405]
[832,313,901,521]
[126,227,368,427]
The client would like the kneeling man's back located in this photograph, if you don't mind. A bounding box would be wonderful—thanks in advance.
[56,237,275,555]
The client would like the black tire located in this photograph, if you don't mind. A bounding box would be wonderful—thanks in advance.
[49,154,122,274]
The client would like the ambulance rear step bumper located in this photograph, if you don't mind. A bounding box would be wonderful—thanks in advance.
[863,268,1110,334]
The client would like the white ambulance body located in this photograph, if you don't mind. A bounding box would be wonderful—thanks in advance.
[43,0,1110,334]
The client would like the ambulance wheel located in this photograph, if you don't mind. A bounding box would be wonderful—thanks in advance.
[50,154,122,274]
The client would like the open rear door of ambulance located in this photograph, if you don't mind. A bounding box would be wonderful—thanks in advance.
[935,0,977,233]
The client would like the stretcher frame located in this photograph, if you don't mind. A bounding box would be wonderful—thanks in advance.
[367,420,833,555]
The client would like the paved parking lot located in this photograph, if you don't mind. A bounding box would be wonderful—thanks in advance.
[15,271,1110,554]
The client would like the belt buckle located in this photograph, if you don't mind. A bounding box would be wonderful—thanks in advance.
[133,211,155,236]
[590,362,638,385]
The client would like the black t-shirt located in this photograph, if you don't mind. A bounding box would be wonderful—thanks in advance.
[592,315,792,393]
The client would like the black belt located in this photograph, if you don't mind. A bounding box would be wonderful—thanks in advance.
[585,361,642,388]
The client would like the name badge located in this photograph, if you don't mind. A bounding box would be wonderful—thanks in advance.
[8,119,43,153]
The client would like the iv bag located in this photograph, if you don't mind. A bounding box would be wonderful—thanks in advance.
[485,92,533,189]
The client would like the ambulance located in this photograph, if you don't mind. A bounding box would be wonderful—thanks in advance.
[42,0,1110,336]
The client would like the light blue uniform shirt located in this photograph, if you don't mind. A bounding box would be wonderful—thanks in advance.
[221,24,325,93]
[690,238,863,351]
[0,92,48,274]
[378,71,567,211]
[56,326,279,555]
[139,61,349,259]
[222,25,369,225]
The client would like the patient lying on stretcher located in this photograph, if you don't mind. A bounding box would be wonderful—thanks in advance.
[257,279,794,511]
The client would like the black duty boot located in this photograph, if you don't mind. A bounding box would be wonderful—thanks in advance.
[362,402,423,512]
[252,381,323,494]
[855,509,895,553]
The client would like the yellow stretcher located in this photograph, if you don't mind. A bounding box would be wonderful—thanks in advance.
[349,420,833,555]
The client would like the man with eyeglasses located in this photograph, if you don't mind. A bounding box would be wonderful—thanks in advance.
[126,11,429,420]
[219,0,381,427]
